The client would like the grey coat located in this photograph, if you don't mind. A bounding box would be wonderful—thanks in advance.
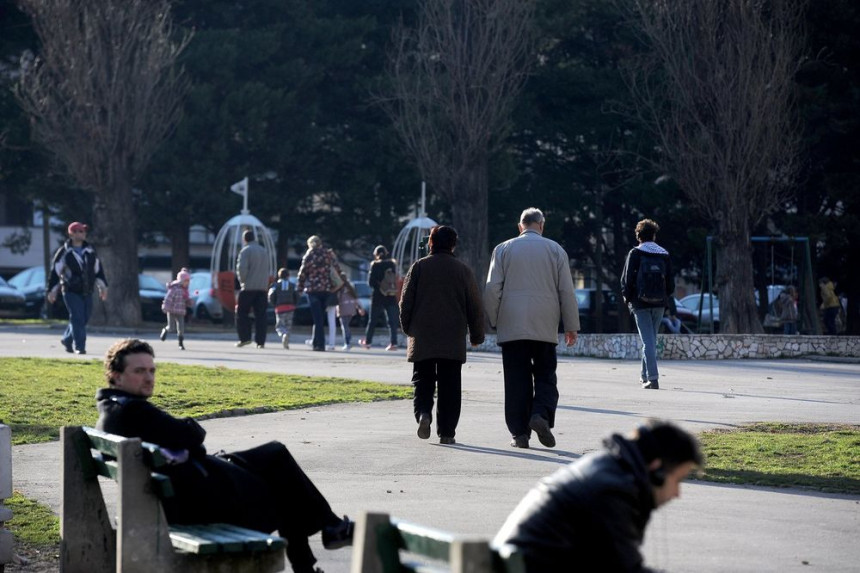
[237,242,270,291]
[484,230,580,345]
[399,251,485,363]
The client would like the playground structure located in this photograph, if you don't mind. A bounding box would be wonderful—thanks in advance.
[210,178,277,312]
[699,236,820,334]
[391,182,437,277]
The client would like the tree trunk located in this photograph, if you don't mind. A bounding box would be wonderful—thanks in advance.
[715,223,763,334]
[449,160,490,286]
[91,180,141,326]
[169,225,190,277]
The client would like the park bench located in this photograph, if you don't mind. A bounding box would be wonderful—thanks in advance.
[61,426,285,573]
[350,511,525,573]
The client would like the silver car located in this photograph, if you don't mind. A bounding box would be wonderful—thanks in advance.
[188,272,224,323]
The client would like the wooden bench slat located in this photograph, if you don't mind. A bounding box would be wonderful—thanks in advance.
[204,523,286,551]
[168,525,224,555]
[394,520,456,562]
[83,426,168,467]
[174,524,246,553]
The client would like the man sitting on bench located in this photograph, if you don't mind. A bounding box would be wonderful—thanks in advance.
[97,338,353,573]
[494,420,703,572]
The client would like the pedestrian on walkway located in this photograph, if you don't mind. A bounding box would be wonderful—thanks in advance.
[296,236,344,351]
[399,225,485,444]
[359,245,400,351]
[819,277,840,335]
[621,219,675,390]
[160,268,192,350]
[235,230,270,348]
[47,221,108,355]
[97,338,354,573]
[337,280,365,351]
[484,208,579,449]
[268,268,298,349]
[494,419,703,572]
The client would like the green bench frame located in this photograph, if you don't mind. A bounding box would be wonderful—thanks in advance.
[350,512,525,573]
[61,426,285,573]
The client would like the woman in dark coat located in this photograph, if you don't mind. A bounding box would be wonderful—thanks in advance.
[399,225,485,444]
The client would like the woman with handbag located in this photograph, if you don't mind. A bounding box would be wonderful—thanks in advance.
[296,235,344,351]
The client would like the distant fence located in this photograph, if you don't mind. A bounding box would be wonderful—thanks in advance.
[474,334,860,360]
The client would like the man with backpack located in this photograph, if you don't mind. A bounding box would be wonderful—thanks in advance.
[360,245,401,351]
[621,219,676,390]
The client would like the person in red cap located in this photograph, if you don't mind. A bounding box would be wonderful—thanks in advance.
[47,221,108,354]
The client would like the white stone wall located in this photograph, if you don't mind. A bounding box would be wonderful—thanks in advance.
[0,424,13,565]
[473,334,860,360]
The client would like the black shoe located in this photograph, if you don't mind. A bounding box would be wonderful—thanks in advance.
[235,340,252,347]
[417,413,431,439]
[160,328,168,342]
[439,436,456,445]
[75,349,86,355]
[510,435,529,449]
[642,380,660,390]
[529,414,556,448]
[61,338,73,353]
[178,336,185,350]
[256,344,264,349]
[322,515,354,550]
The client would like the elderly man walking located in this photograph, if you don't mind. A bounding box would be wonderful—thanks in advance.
[484,208,579,449]
[236,229,270,348]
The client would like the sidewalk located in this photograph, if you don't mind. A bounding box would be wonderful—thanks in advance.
[5,326,860,572]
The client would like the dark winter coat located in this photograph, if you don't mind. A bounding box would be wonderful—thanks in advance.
[620,242,675,312]
[368,258,398,302]
[493,434,657,572]
[399,251,485,363]
[96,388,279,532]
[47,240,108,296]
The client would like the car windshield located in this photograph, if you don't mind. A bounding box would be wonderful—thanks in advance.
[139,274,167,292]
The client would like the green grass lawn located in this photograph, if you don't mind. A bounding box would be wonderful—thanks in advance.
[0,357,411,445]
[697,422,860,494]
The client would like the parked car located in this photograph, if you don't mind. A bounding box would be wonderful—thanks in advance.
[0,275,27,318]
[7,265,167,321]
[575,288,622,333]
[188,272,224,323]
[678,293,720,331]
[137,274,169,321]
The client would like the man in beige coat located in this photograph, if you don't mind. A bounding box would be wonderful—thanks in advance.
[484,208,579,449]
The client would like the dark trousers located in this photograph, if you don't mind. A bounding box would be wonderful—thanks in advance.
[364,296,399,345]
[412,359,462,438]
[165,442,340,573]
[823,307,839,335]
[308,291,329,350]
[500,340,559,438]
[237,289,268,346]
[62,290,93,352]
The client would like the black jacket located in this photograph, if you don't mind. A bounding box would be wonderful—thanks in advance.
[620,245,675,312]
[494,434,656,572]
[96,388,278,531]
[368,258,397,302]
[48,240,108,296]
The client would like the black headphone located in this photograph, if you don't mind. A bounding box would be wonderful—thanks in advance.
[638,425,666,486]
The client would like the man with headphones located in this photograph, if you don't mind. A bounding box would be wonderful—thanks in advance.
[493,420,703,572]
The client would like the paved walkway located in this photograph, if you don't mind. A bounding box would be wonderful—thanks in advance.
[4,326,860,572]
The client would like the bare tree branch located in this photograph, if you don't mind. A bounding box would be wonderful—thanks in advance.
[380,0,536,280]
[15,0,190,326]
[621,0,807,333]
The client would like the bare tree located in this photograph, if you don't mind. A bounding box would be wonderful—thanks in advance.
[383,0,536,281]
[15,0,189,325]
[621,0,806,333]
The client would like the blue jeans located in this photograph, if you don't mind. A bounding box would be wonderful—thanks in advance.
[307,291,329,350]
[633,307,664,382]
[62,291,93,352]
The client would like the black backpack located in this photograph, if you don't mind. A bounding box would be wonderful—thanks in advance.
[636,254,667,305]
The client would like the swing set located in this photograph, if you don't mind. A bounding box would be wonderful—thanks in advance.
[699,236,820,334]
